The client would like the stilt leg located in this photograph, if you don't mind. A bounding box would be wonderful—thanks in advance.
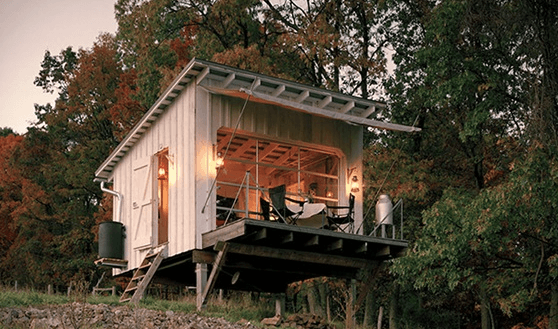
[275,293,286,317]
[196,263,208,311]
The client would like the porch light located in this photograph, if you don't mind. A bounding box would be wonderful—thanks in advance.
[350,176,360,193]
[215,152,224,168]
[158,167,167,179]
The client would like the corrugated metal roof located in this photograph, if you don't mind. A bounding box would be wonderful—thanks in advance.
[95,58,419,180]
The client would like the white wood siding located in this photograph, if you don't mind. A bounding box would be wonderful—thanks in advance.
[112,82,197,271]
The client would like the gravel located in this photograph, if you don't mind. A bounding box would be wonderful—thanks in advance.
[0,302,262,329]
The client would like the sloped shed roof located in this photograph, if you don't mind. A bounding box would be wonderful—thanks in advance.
[95,58,419,180]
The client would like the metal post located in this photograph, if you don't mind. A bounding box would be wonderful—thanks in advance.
[245,171,250,219]
[196,263,208,310]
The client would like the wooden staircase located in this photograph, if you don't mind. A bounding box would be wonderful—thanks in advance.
[120,246,167,304]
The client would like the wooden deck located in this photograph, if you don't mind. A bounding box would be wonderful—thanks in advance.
[118,219,408,294]
[194,219,407,293]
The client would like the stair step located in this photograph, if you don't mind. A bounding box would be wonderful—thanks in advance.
[139,263,152,270]
[120,297,132,303]
[124,286,138,293]
[132,275,146,282]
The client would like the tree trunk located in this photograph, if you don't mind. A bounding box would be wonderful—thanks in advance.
[377,306,384,329]
[480,285,491,329]
[345,279,356,329]
[551,281,558,329]
[326,288,331,323]
[317,281,327,317]
[363,291,375,328]
[389,283,399,329]
[307,284,317,314]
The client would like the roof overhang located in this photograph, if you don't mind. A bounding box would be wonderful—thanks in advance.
[95,58,420,180]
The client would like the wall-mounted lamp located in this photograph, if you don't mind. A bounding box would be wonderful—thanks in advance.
[158,167,167,180]
[215,152,224,169]
[350,176,360,193]
[326,191,334,198]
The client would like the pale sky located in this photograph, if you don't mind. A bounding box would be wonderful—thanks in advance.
[0,0,118,134]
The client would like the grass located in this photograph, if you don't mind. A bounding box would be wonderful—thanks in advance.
[0,286,275,326]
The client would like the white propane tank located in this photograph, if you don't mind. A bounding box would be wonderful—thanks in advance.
[375,194,393,226]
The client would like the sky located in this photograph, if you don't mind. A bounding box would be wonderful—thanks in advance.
[0,0,118,134]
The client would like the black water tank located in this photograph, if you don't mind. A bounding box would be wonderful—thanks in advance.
[98,221,124,259]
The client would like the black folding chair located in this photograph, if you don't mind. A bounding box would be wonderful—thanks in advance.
[260,198,271,221]
[326,194,355,233]
[216,195,237,224]
[268,185,305,225]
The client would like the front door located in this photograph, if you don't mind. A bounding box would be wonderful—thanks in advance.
[131,156,154,253]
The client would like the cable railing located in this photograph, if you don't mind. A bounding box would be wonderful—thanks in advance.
[214,172,406,240]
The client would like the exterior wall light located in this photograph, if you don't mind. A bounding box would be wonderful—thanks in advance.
[215,152,224,168]
[350,176,360,193]
[158,167,167,180]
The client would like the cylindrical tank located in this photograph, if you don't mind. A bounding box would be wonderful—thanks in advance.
[375,194,393,226]
[98,221,124,259]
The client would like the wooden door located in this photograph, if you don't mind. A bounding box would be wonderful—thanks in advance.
[131,156,154,250]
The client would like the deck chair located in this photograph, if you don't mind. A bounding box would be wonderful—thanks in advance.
[216,195,237,224]
[326,193,355,233]
[260,198,271,221]
[268,185,305,224]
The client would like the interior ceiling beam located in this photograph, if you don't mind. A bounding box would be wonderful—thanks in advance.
[217,134,233,153]
[230,139,255,158]
[257,142,280,162]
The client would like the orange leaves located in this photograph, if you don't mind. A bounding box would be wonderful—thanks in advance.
[110,69,145,140]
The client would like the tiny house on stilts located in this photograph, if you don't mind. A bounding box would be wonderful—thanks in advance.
[94,59,420,309]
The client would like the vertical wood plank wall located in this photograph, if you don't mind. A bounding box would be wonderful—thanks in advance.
[112,83,197,271]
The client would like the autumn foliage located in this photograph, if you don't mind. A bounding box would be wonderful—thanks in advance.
[1,0,558,328]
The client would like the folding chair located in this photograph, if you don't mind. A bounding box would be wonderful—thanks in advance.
[268,185,305,224]
[216,195,237,225]
[326,194,355,233]
[260,198,271,221]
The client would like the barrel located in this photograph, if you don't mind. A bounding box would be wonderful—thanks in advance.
[98,221,124,259]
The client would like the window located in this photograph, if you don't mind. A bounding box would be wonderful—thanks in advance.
[215,130,340,220]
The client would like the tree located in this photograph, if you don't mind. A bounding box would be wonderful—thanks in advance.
[0,133,23,280]
[1,34,137,287]
[381,0,558,326]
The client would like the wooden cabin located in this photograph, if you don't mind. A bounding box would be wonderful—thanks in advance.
[94,59,419,307]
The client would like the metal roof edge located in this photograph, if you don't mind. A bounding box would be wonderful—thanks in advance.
[95,58,420,179]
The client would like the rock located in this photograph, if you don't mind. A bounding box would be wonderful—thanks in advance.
[282,313,333,329]
[0,303,269,329]
[261,315,282,326]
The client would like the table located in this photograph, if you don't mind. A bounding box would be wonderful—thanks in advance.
[286,203,327,228]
